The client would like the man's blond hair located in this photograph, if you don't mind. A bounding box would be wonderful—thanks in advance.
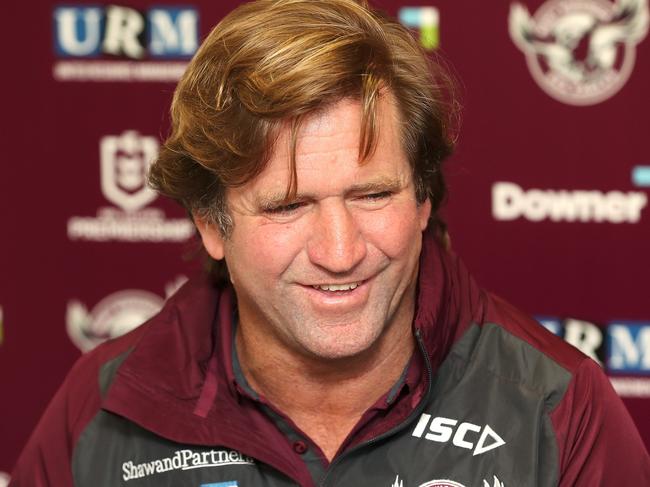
[150,0,456,283]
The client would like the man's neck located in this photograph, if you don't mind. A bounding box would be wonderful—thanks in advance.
[234,317,415,461]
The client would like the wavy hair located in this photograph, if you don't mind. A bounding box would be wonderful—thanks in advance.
[149,0,457,284]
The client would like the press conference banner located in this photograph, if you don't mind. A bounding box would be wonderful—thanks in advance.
[1,0,648,478]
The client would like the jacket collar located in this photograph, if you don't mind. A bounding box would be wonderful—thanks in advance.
[102,273,306,481]
[415,232,487,371]
[102,230,486,479]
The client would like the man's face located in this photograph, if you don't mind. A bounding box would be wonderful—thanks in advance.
[199,95,430,361]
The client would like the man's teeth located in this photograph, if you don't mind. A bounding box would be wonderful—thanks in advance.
[312,282,361,292]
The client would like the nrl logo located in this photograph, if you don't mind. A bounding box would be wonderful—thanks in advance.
[509,0,649,105]
[66,131,193,243]
[100,130,159,212]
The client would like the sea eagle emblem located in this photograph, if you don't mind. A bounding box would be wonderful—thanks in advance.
[509,0,649,105]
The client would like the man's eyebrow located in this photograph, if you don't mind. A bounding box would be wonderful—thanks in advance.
[254,191,297,209]
[346,177,406,195]
[254,177,407,208]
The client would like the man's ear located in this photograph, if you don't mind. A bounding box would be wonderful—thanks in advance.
[194,215,225,260]
[418,198,432,232]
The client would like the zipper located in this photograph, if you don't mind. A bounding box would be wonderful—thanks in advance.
[318,328,434,487]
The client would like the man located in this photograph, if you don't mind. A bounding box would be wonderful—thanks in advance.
[11,0,650,485]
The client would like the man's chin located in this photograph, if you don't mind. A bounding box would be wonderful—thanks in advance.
[292,325,383,363]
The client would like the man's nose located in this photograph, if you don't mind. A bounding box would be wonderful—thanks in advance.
[306,201,367,273]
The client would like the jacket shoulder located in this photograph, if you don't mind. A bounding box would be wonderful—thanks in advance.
[479,294,650,484]
[484,293,587,373]
[9,305,156,486]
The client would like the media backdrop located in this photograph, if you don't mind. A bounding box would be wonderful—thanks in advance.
[1,0,649,479]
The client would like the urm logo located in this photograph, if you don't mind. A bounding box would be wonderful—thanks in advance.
[608,323,650,373]
[53,5,198,59]
[398,7,440,50]
[537,317,650,377]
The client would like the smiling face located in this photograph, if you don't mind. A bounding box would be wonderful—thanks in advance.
[197,96,431,362]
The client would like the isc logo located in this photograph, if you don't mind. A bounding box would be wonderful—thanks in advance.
[53,5,198,59]
[412,414,506,456]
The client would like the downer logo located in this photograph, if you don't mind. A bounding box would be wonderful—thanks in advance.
[492,182,647,223]
[412,414,506,456]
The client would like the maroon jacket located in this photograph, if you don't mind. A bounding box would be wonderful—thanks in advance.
[11,235,650,486]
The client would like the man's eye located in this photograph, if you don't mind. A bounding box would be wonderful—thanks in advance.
[264,202,304,214]
[362,191,391,201]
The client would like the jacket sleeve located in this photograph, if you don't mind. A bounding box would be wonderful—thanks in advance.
[551,358,650,485]
[9,352,103,487]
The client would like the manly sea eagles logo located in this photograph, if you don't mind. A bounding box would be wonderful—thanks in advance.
[67,290,164,352]
[509,0,649,105]
[391,475,505,487]
[100,130,159,212]
[67,278,186,352]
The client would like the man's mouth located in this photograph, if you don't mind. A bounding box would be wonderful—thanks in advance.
[311,281,364,292]
[302,278,373,310]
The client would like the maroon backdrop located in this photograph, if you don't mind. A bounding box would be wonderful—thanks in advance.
[1,0,649,479]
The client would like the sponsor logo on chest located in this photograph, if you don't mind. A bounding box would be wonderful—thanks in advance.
[411,414,506,456]
[392,474,505,487]
[122,449,254,482]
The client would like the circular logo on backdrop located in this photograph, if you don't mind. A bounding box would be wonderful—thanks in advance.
[509,0,649,105]
[66,290,164,352]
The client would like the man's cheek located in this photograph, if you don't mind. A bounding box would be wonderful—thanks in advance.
[247,225,304,264]
[361,206,422,255]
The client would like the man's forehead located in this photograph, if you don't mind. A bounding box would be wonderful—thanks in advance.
[274,95,401,155]
[252,175,410,205]
[296,106,339,137]
[228,95,410,204]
